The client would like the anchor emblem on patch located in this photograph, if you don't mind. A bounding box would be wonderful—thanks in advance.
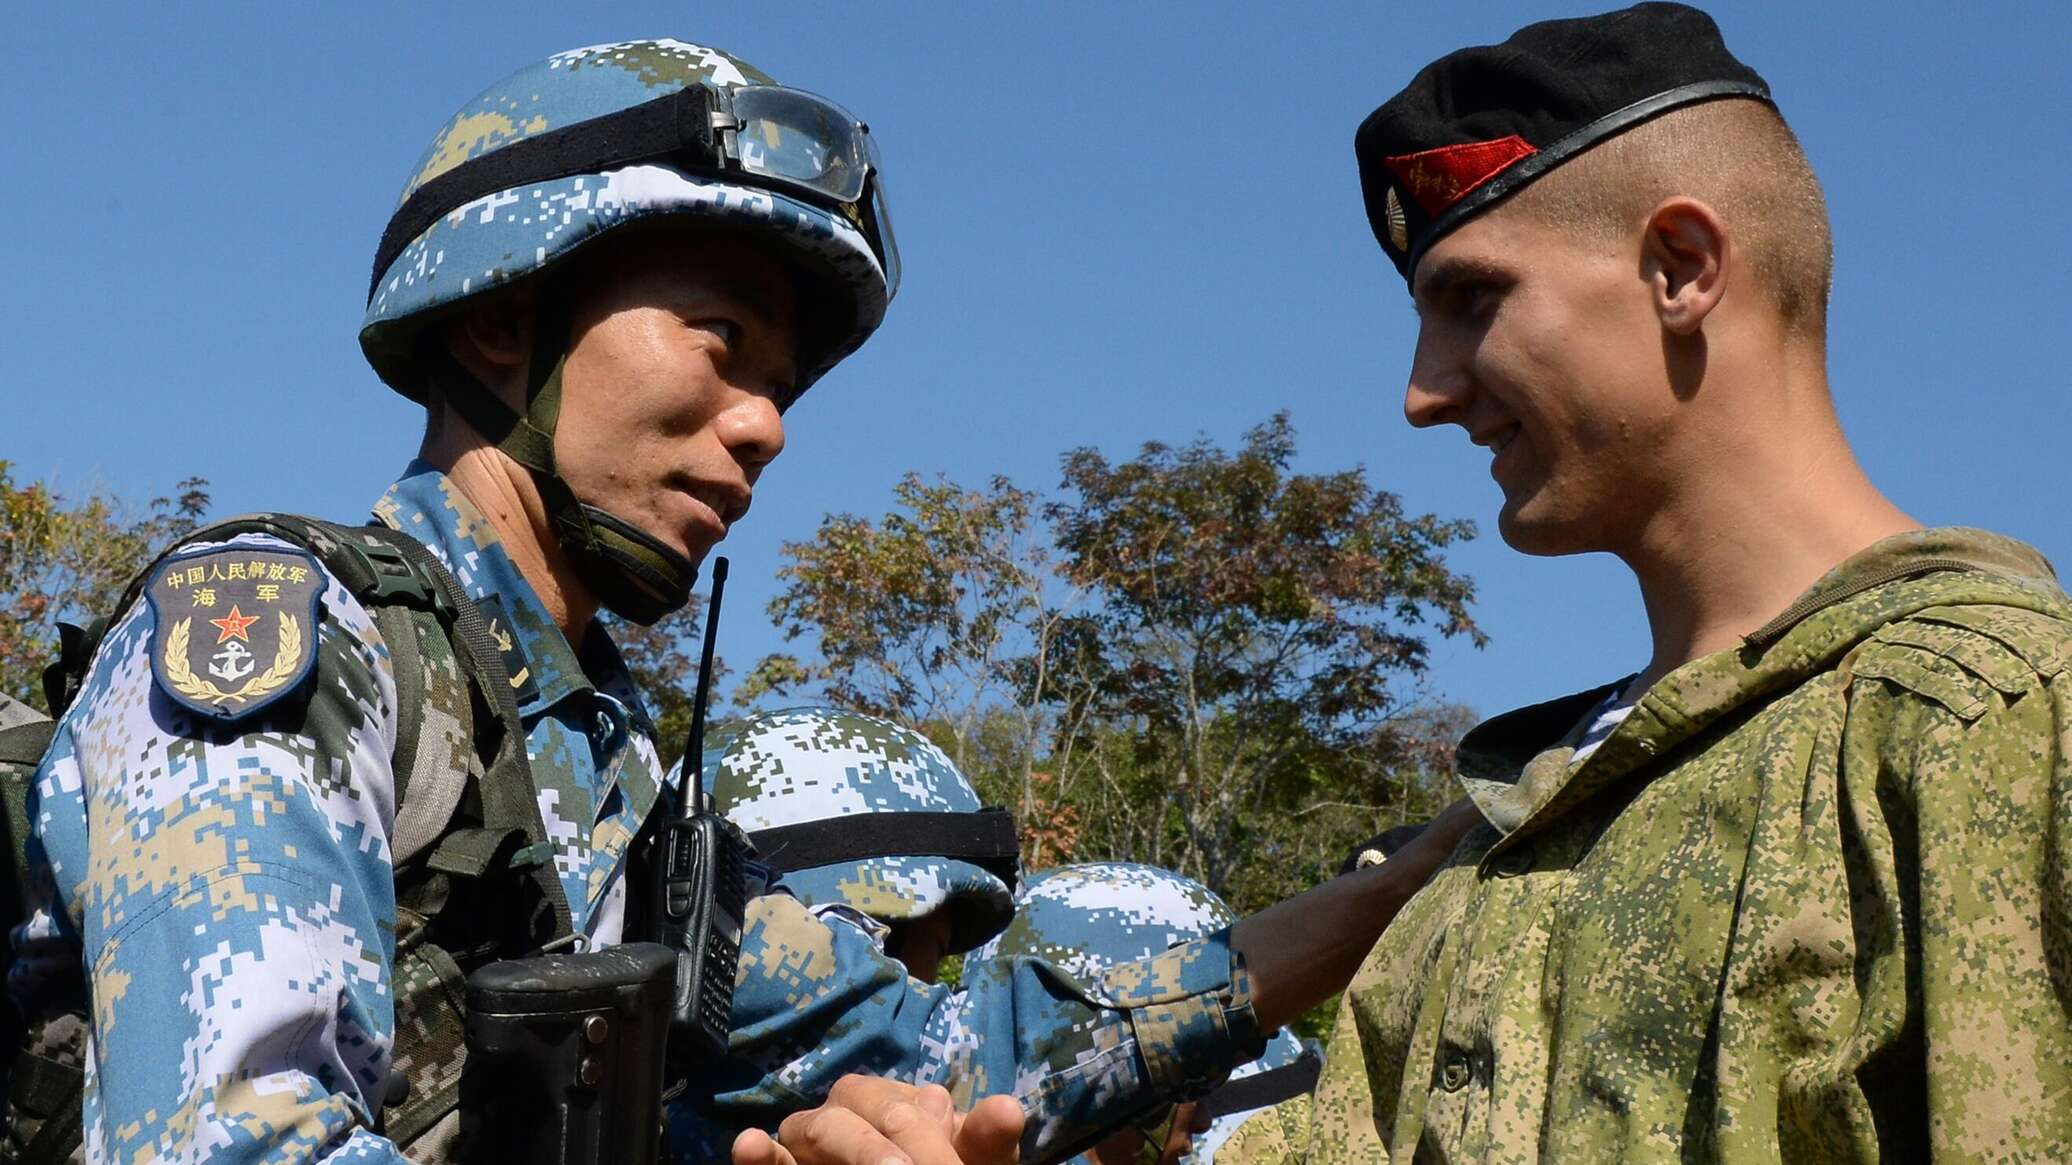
[146,544,325,721]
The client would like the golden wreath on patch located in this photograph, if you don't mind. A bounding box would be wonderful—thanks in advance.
[146,545,325,721]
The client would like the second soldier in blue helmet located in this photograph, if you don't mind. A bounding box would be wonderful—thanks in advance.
[700,707,1017,983]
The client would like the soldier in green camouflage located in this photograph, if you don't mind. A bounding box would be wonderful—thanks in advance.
[1217,4,2072,1163]
[766,5,2072,1164]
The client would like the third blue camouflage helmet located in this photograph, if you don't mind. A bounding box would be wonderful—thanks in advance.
[970,863,1320,1164]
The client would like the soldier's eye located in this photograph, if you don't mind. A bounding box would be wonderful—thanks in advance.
[686,318,740,353]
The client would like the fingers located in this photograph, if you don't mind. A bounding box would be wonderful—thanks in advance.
[775,1101,911,1165]
[778,1078,971,1165]
[732,1127,797,1165]
[951,1094,1025,1165]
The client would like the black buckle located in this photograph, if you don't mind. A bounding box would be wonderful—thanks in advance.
[341,539,444,614]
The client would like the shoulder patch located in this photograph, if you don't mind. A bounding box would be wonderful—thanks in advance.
[146,545,325,721]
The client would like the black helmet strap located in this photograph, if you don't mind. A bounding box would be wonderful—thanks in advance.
[429,287,699,626]
[746,808,1021,890]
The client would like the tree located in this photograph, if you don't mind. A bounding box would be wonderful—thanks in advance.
[742,417,1485,904]
[740,474,1100,864]
[0,462,210,707]
[1044,413,1483,907]
[609,603,727,774]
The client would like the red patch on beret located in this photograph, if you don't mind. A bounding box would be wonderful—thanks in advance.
[1382,134,1538,217]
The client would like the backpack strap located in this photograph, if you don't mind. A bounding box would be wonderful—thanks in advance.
[349,524,573,945]
[5,514,579,1161]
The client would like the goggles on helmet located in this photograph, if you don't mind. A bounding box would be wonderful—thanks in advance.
[370,81,900,303]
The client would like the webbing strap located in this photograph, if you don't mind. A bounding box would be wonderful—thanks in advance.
[11,1050,84,1165]
[0,723,53,769]
[1197,1047,1324,1119]
[357,526,574,945]
[747,808,1021,889]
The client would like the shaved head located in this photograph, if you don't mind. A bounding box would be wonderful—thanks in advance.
[1507,98,1833,340]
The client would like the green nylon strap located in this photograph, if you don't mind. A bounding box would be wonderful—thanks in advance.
[10,1051,80,1119]
[11,1049,84,1165]
[0,723,53,769]
[424,827,530,880]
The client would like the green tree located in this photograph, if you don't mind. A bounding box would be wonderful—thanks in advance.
[1044,413,1483,908]
[740,474,1102,865]
[0,463,209,706]
[610,603,729,774]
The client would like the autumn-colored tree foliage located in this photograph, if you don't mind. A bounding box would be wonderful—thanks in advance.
[610,603,727,774]
[749,415,1485,914]
[0,462,209,707]
[1045,413,1483,907]
[740,472,1095,867]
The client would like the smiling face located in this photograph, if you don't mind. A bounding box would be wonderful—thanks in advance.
[1403,201,1684,557]
[551,227,800,570]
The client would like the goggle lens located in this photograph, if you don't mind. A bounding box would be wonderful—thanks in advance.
[730,86,871,205]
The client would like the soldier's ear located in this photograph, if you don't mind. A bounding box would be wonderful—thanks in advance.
[444,283,539,394]
[1641,196,1729,336]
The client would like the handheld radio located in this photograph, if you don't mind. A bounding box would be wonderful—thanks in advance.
[644,557,755,1068]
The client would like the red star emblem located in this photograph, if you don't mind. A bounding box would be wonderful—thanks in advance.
[209,605,261,644]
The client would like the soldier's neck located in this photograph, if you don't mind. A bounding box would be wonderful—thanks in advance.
[425,440,600,644]
[1614,379,1917,699]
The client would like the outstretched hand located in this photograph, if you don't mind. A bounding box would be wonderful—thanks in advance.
[732,1076,1024,1165]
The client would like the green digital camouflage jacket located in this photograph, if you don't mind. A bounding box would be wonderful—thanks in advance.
[1233,527,2072,1164]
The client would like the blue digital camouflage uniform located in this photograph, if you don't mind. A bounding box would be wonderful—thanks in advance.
[668,706,1017,1160]
[11,466,1262,1164]
[969,863,1312,1165]
[12,463,663,1163]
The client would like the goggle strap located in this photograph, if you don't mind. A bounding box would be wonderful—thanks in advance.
[1197,1046,1325,1120]
[371,85,721,302]
[747,808,1021,890]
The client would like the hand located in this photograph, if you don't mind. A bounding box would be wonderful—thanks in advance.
[732,1075,1024,1165]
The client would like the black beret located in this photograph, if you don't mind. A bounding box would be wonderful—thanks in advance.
[1356,2,1771,282]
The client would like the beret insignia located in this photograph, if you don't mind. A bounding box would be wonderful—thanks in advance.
[147,545,324,721]
[1382,135,1537,218]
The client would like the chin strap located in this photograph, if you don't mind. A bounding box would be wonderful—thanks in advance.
[429,288,700,626]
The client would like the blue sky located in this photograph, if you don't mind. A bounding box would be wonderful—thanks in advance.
[4,2,2066,722]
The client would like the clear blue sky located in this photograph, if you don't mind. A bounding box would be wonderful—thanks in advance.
[4,2,2066,721]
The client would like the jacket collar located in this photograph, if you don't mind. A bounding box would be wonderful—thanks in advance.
[372,461,635,722]
[1459,527,2066,843]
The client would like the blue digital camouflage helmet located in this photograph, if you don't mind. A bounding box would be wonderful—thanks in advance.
[701,707,1018,955]
[360,39,893,399]
[357,41,898,624]
[969,863,1320,1164]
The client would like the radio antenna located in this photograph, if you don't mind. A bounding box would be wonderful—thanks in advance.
[676,556,728,814]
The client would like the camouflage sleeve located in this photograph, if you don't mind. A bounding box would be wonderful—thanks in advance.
[18,534,411,1164]
[701,892,1260,1163]
[1855,645,2072,1159]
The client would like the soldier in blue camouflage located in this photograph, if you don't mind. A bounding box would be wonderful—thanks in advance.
[669,706,1017,1161]
[967,864,1321,1165]
[699,707,1016,983]
[7,38,1319,1165]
